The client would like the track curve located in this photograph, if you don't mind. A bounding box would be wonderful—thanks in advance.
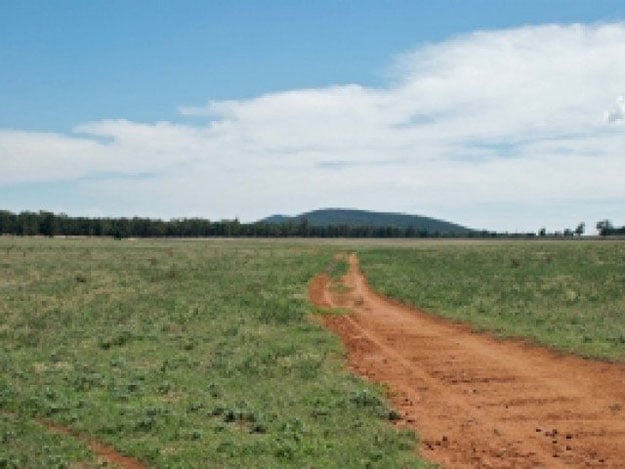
[310,253,625,468]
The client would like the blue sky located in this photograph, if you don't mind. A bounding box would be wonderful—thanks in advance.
[1,1,625,231]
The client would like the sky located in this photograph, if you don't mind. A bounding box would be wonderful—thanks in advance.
[1,1,625,232]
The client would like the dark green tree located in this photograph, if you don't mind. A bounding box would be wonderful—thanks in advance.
[596,220,613,236]
[39,211,57,237]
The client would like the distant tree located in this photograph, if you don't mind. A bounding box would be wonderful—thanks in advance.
[596,219,613,236]
[0,210,16,234]
[297,217,310,236]
[39,211,56,237]
[538,227,547,237]
[111,219,129,239]
[574,222,585,237]
[17,211,39,235]
[563,228,573,237]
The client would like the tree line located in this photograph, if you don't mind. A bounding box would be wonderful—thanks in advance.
[1,210,622,239]
[596,220,625,236]
[0,210,490,239]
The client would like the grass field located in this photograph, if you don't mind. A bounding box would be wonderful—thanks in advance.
[0,237,423,468]
[3,237,624,467]
[358,240,625,361]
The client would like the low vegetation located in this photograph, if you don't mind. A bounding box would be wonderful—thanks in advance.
[359,240,625,361]
[0,413,97,468]
[0,237,423,467]
[3,236,624,466]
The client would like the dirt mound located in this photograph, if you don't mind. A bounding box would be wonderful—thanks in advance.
[311,254,625,468]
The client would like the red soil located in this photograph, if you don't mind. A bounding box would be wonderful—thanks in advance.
[310,254,625,468]
[44,421,146,469]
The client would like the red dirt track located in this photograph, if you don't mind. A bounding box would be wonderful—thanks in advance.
[310,254,625,468]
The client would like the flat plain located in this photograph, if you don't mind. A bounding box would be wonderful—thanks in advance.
[1,237,624,467]
[0,237,422,468]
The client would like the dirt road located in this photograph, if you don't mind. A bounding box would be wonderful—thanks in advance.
[309,254,625,468]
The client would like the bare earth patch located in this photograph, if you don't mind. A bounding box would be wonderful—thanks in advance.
[310,253,625,468]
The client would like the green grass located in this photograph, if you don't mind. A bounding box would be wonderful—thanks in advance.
[325,255,350,280]
[0,413,97,468]
[7,236,622,466]
[358,240,625,361]
[0,237,425,468]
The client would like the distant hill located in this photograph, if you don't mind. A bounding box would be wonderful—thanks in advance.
[259,208,472,235]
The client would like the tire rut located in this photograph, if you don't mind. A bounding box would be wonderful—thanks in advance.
[309,253,625,468]
[44,421,147,469]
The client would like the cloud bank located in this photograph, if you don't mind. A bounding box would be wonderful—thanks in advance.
[2,23,625,231]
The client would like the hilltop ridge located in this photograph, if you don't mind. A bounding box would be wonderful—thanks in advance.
[259,208,472,235]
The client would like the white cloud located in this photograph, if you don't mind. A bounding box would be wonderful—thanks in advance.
[2,22,625,230]
[606,93,625,123]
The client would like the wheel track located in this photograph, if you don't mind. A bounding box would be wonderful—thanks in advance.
[0,411,146,469]
[44,421,146,469]
[310,253,625,468]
